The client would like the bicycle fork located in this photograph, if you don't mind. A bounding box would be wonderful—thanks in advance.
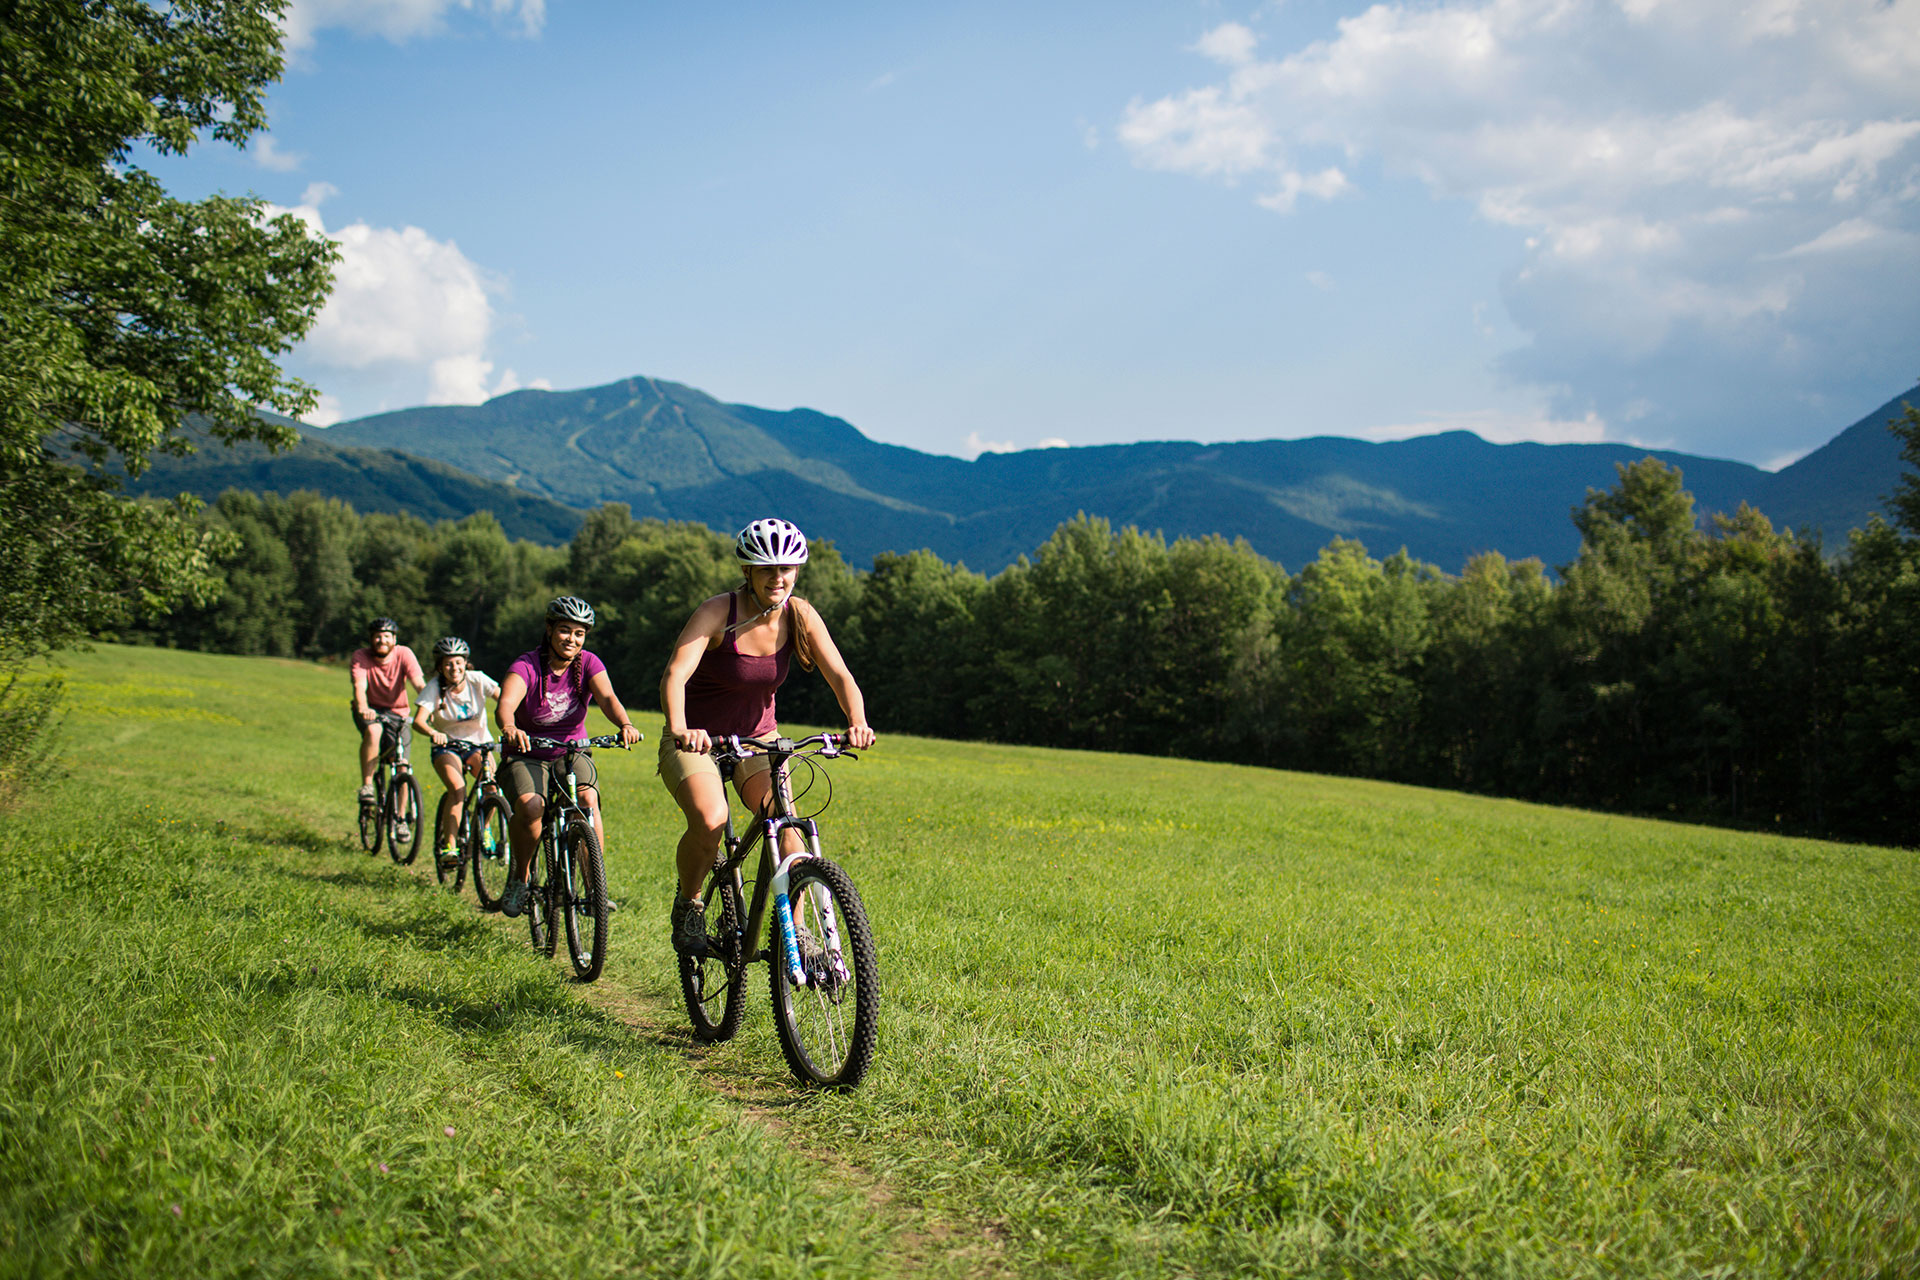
[765,817,846,989]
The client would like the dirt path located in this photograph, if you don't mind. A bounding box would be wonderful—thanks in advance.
[348,843,1016,1279]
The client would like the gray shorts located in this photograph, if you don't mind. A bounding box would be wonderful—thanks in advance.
[502,753,598,803]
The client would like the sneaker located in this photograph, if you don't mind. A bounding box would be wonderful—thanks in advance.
[500,880,530,918]
[670,894,707,956]
[357,783,376,805]
[436,846,460,869]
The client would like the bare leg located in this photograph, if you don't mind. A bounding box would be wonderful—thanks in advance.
[359,722,381,786]
[434,753,466,849]
[671,773,730,900]
[509,793,544,884]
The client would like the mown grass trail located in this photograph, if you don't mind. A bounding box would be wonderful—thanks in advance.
[2,644,1915,1278]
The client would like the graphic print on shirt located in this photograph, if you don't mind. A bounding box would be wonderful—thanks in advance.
[532,673,575,727]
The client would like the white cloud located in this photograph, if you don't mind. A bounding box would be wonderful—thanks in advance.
[1036,437,1070,449]
[251,135,302,172]
[1305,270,1334,291]
[1193,22,1259,68]
[271,192,538,416]
[1120,0,1920,460]
[963,431,1018,459]
[305,393,345,428]
[283,0,545,50]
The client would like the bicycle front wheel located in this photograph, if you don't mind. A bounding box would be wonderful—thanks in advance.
[359,776,384,853]
[468,794,512,910]
[682,868,745,1043]
[386,771,422,865]
[561,819,609,982]
[769,858,879,1089]
[528,843,557,957]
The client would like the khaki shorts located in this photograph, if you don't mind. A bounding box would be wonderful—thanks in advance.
[657,727,774,796]
[503,753,598,802]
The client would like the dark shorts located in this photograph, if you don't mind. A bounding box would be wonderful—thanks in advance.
[502,753,598,804]
[431,738,491,765]
[351,706,409,756]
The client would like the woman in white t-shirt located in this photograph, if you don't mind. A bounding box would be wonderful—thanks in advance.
[413,636,503,866]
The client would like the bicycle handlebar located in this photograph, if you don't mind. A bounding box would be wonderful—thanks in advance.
[524,734,635,752]
[710,732,856,763]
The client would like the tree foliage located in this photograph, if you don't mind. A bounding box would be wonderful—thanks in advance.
[0,0,336,659]
[129,420,1920,846]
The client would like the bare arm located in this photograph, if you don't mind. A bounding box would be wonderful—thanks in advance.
[412,699,445,747]
[497,671,529,754]
[351,667,372,720]
[659,595,731,754]
[587,669,641,747]
[799,601,875,748]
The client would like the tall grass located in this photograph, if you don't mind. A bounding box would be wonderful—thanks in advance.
[2,644,1915,1277]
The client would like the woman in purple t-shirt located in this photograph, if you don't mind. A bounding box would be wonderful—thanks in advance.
[492,596,642,919]
[657,518,875,957]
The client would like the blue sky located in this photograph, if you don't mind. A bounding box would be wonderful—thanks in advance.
[154,0,1920,467]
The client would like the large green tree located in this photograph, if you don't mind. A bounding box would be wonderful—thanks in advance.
[0,0,335,659]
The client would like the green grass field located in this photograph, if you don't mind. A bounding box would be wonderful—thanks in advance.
[2,644,1915,1278]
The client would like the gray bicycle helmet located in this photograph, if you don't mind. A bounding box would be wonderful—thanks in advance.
[545,595,596,628]
[734,518,810,566]
[368,616,398,637]
[432,636,470,659]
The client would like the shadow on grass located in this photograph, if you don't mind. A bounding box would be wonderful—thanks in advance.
[230,817,359,857]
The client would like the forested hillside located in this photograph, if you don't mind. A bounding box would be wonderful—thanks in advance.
[300,375,1918,571]
[131,410,1920,846]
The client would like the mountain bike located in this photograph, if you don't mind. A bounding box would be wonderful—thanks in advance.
[680,732,878,1090]
[523,734,631,982]
[457,744,514,909]
[430,741,503,897]
[357,712,422,865]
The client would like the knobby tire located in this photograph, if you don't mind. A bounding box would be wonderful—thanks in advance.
[468,793,512,910]
[681,867,746,1043]
[769,858,879,1090]
[387,770,422,865]
[561,818,609,983]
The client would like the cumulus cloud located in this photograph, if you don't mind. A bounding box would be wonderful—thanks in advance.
[272,189,544,420]
[283,0,545,50]
[250,135,303,172]
[963,431,1018,458]
[1120,0,1920,460]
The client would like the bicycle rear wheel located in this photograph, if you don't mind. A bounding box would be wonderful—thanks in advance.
[359,774,384,852]
[468,793,512,910]
[681,868,746,1043]
[386,770,422,865]
[769,858,879,1089]
[561,819,609,982]
[528,842,557,957]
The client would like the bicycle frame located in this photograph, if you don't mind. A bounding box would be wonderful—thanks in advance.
[712,735,844,983]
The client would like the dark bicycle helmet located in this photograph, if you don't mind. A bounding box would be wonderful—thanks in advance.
[432,636,470,659]
[734,518,809,566]
[546,596,596,629]
[367,616,398,638]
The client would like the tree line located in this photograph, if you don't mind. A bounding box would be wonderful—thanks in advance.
[127,413,1920,847]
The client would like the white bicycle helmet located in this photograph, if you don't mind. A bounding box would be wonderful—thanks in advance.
[432,636,470,658]
[734,518,810,566]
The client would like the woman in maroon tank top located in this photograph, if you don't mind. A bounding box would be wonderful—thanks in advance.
[657,518,875,956]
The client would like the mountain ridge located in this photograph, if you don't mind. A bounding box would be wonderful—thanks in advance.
[144,375,1917,571]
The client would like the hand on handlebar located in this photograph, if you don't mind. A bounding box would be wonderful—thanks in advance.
[430,730,447,747]
[504,726,530,754]
[845,723,876,750]
[673,727,712,755]
[617,723,641,749]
